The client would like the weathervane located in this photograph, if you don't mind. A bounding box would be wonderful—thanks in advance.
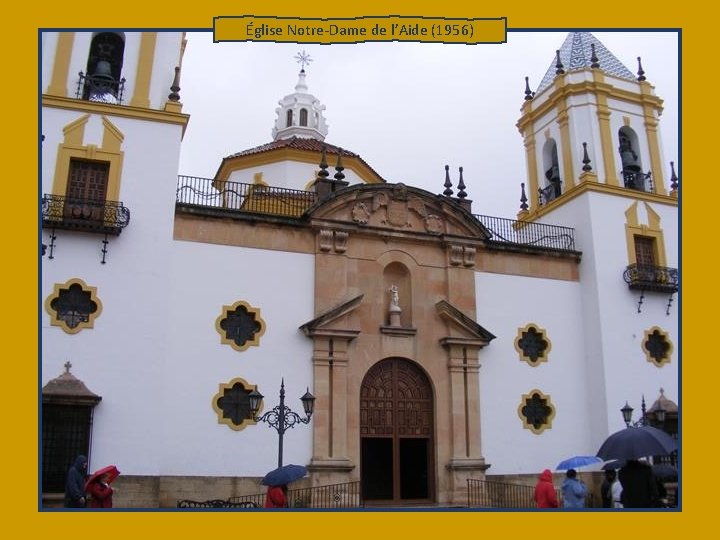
[294,50,313,71]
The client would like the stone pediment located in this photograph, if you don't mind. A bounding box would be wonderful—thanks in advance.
[435,299,496,344]
[299,294,363,338]
[308,183,491,240]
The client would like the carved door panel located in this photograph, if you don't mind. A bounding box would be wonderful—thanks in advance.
[360,358,434,504]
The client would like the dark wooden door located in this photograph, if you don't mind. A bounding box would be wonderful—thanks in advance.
[360,358,434,504]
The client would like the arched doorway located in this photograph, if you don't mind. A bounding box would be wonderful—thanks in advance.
[360,358,435,505]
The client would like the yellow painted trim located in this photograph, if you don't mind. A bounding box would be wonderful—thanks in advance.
[517,389,556,435]
[52,115,125,202]
[42,95,190,133]
[215,300,267,352]
[523,133,539,209]
[47,33,75,96]
[596,97,620,186]
[253,172,268,186]
[556,107,575,190]
[641,326,673,367]
[45,278,103,334]
[514,323,552,367]
[216,147,384,186]
[129,32,156,109]
[642,101,667,195]
[523,177,677,219]
[624,202,668,267]
[211,377,260,431]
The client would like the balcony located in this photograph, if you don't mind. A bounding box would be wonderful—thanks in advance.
[623,263,678,293]
[42,194,131,236]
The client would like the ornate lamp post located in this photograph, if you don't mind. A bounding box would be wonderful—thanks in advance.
[621,397,666,428]
[248,379,315,468]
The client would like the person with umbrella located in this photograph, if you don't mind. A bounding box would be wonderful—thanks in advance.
[561,469,587,508]
[64,455,88,508]
[85,465,120,508]
[618,459,659,508]
[261,464,307,508]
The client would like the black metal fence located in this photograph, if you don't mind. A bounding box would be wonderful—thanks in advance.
[474,214,576,251]
[176,176,316,218]
[227,481,363,509]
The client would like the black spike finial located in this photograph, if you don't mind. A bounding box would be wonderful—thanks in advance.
[636,56,646,81]
[524,76,533,101]
[520,183,528,211]
[443,165,453,196]
[582,142,593,172]
[334,149,345,181]
[168,66,181,102]
[669,161,678,191]
[590,43,600,69]
[317,146,329,179]
[555,50,565,75]
[457,167,467,199]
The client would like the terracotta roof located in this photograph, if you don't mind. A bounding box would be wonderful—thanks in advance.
[221,136,386,182]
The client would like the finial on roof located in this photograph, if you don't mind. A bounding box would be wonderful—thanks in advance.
[168,66,181,102]
[317,145,329,179]
[636,56,646,81]
[294,50,313,72]
[334,149,345,181]
[443,165,453,196]
[669,161,678,191]
[64,361,72,373]
[555,50,565,75]
[457,167,467,199]
[524,76,534,101]
[520,183,528,211]
[590,43,600,68]
[582,142,593,172]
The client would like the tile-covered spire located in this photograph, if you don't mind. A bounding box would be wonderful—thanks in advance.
[536,32,635,94]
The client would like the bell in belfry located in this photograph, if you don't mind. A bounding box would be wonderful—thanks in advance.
[93,59,113,79]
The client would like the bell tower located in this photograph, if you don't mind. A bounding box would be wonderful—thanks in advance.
[516,32,675,217]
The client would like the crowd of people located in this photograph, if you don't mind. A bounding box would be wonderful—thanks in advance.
[534,459,672,509]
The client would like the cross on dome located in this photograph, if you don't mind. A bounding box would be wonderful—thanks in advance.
[294,50,313,71]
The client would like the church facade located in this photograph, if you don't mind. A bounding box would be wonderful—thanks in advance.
[40,31,679,507]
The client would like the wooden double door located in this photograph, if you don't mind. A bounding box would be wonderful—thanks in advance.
[360,358,435,505]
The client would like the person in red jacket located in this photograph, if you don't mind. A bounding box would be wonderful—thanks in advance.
[264,484,288,508]
[86,472,114,508]
[534,469,559,508]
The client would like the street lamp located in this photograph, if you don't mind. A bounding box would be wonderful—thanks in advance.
[248,378,315,468]
[621,401,634,427]
[620,396,666,428]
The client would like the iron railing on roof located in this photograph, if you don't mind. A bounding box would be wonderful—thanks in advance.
[474,214,576,251]
[177,176,316,218]
[228,481,363,509]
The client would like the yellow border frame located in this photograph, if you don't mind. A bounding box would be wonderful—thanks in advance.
[211,376,261,431]
[214,300,267,352]
[44,277,103,334]
[517,388,556,434]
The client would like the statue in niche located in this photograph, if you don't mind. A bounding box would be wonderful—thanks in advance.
[389,285,400,309]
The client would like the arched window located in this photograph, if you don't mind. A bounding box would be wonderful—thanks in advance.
[540,139,561,204]
[286,109,293,127]
[83,32,125,103]
[299,108,308,126]
[618,127,649,191]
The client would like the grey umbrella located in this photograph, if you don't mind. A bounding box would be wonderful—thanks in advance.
[596,426,678,461]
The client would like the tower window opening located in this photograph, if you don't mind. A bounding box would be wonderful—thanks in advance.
[300,108,308,126]
[82,32,125,103]
[618,129,650,191]
[286,109,293,127]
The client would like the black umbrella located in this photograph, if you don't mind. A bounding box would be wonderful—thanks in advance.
[651,463,678,481]
[261,464,308,487]
[596,426,677,461]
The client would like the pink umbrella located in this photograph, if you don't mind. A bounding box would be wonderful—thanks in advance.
[84,464,120,491]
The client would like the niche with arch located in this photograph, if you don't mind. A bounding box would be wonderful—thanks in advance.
[383,262,412,327]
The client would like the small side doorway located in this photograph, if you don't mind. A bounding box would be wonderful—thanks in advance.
[360,358,434,505]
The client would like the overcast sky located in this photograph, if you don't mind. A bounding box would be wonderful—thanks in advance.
[177,30,679,218]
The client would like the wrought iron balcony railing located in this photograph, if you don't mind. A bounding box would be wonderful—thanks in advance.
[623,263,678,293]
[622,169,654,192]
[42,194,131,235]
[176,176,317,218]
[75,71,126,104]
[474,214,576,251]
